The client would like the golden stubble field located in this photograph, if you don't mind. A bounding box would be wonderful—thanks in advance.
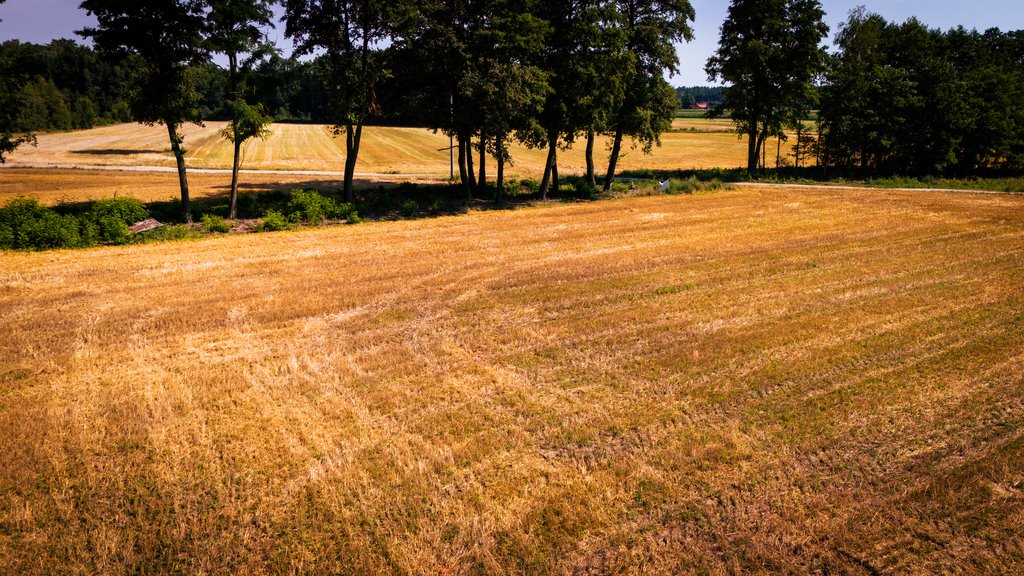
[1,120,790,175]
[0,168,432,206]
[1,186,1022,574]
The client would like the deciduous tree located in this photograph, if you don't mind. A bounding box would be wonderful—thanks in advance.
[602,0,694,191]
[79,0,209,222]
[284,0,399,202]
[207,0,276,218]
[706,0,828,176]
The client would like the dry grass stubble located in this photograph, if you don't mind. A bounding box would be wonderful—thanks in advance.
[1,186,1022,574]
[2,121,797,175]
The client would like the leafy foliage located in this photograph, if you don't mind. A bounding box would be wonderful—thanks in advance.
[79,0,210,222]
[202,214,232,233]
[285,189,357,223]
[260,209,290,231]
[818,9,1024,176]
[601,0,696,190]
[0,198,83,250]
[706,0,829,175]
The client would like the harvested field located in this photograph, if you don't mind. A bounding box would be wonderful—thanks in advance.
[0,168,442,206]
[1,186,1022,574]
[2,120,794,176]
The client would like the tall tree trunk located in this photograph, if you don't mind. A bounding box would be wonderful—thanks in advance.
[167,121,191,223]
[551,146,559,196]
[790,130,798,172]
[539,139,556,199]
[603,128,624,192]
[759,133,767,171]
[229,139,241,219]
[585,129,597,189]
[466,133,477,198]
[816,129,822,173]
[457,132,472,198]
[746,126,758,175]
[343,122,363,203]
[228,53,241,219]
[776,136,781,170]
[478,133,487,192]
[496,135,505,204]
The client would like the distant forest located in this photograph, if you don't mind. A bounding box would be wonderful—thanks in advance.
[675,87,724,108]
[0,40,351,130]
[0,40,718,129]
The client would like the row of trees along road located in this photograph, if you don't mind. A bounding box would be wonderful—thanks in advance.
[10,1,1020,222]
[65,0,697,222]
[817,8,1024,176]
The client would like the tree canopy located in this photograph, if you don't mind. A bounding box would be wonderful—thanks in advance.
[706,0,828,175]
[818,9,1024,176]
[79,0,210,221]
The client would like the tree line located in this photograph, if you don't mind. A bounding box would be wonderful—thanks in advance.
[2,0,697,222]
[3,0,1024,226]
[817,8,1024,176]
[676,86,724,109]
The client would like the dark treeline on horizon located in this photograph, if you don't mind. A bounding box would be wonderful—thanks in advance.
[675,86,724,108]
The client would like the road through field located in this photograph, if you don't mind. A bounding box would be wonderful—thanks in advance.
[2,186,1022,574]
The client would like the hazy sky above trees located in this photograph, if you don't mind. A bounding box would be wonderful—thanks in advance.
[1,0,1022,85]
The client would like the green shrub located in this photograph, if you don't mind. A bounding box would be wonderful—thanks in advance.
[347,211,361,224]
[0,198,83,250]
[89,197,148,225]
[85,197,148,244]
[516,179,540,195]
[400,199,418,217]
[667,176,725,194]
[95,215,130,244]
[202,214,231,233]
[287,189,326,222]
[262,210,290,232]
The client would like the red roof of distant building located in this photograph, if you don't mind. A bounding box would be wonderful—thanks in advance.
[694,102,709,110]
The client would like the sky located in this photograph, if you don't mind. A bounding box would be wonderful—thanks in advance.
[2,0,1024,86]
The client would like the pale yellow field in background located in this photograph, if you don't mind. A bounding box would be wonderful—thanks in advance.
[2,119,788,176]
[1,187,1022,574]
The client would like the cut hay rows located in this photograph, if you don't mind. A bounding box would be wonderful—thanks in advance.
[1,186,1022,574]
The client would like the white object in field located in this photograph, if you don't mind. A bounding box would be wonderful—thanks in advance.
[659,180,670,192]
[129,218,162,233]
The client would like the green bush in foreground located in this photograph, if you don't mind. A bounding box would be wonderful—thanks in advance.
[667,177,725,194]
[202,214,231,233]
[261,210,290,232]
[400,199,418,217]
[0,198,82,249]
[83,197,149,245]
[0,196,151,250]
[286,189,356,223]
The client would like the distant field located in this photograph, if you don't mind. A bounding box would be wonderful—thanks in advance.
[0,168,438,206]
[2,120,791,176]
[2,186,1022,574]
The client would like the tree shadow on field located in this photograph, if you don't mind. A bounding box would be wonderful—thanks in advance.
[49,173,671,229]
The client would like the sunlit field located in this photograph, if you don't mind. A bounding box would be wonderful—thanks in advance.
[2,186,1022,574]
[2,120,793,175]
[0,168,440,207]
